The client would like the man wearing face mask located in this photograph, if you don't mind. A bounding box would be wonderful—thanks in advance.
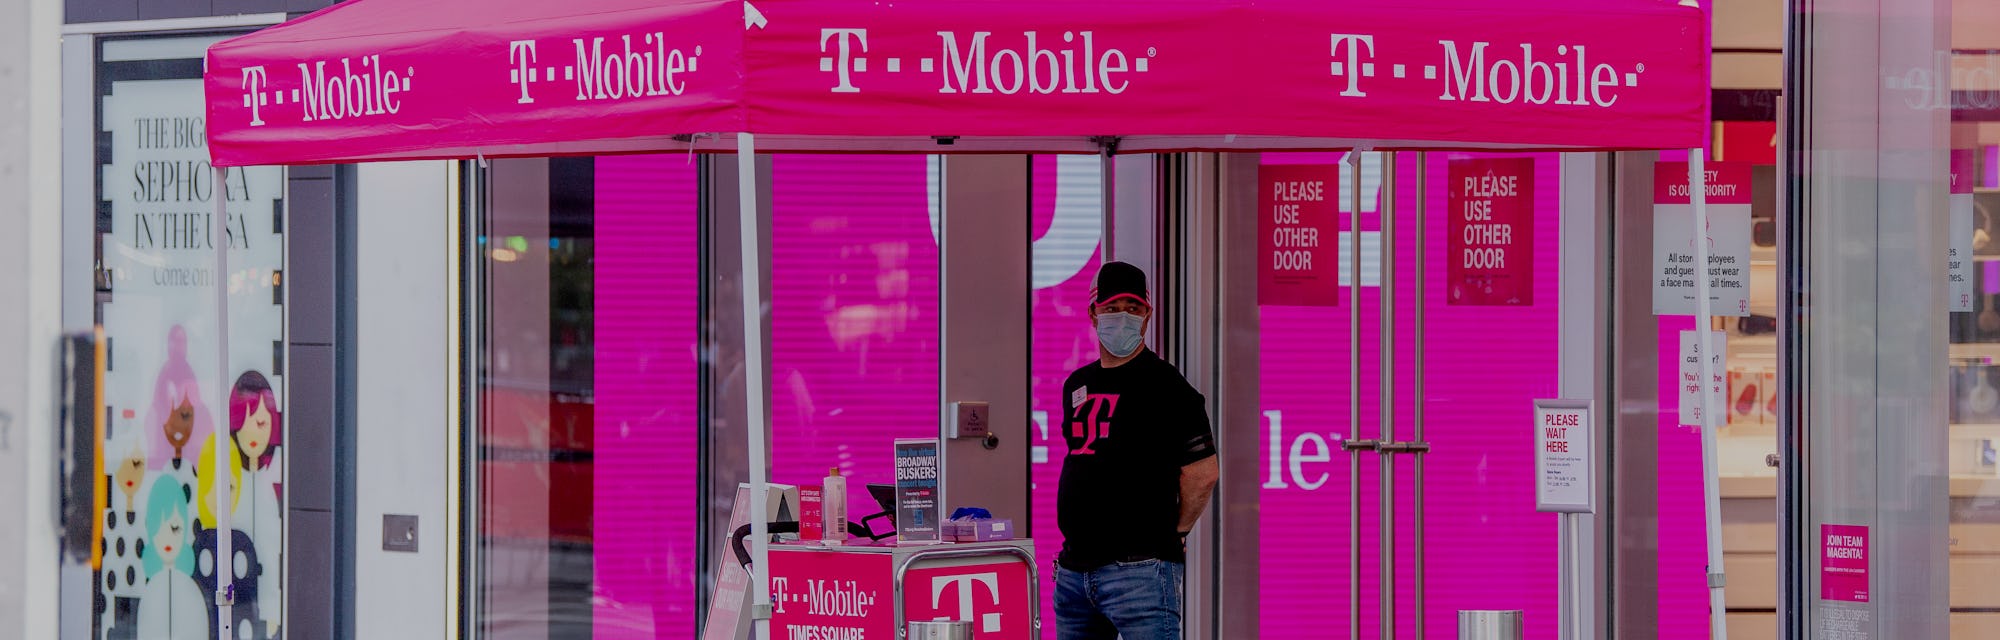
[1054,261,1220,640]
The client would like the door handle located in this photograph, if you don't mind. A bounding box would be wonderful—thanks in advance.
[1379,441,1431,454]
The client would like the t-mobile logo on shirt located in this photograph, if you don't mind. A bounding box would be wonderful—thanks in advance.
[1070,393,1119,454]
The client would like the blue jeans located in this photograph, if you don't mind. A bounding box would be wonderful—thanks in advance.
[1054,559,1183,640]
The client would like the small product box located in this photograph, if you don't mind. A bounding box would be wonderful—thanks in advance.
[797,484,823,541]
[1758,368,1778,425]
[969,518,1014,542]
[1726,367,1758,427]
[943,517,1015,542]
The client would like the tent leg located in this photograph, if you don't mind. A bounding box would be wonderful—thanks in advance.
[736,134,774,639]
[211,165,235,640]
[1689,149,1728,640]
[1101,147,1116,260]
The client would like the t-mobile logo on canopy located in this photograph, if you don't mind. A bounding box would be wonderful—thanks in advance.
[239,55,411,127]
[819,28,1156,95]
[1329,34,1377,97]
[241,66,270,126]
[507,34,702,105]
[1436,40,1639,107]
[1327,33,1644,108]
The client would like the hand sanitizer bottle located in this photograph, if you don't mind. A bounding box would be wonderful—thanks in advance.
[822,467,847,546]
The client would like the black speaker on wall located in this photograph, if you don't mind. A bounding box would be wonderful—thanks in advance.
[59,329,106,566]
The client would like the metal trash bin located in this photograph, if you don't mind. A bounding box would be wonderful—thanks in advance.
[1458,610,1523,640]
[907,620,974,640]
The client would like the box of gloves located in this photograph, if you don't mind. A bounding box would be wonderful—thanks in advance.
[944,508,1015,542]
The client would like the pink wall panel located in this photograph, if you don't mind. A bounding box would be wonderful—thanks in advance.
[765,154,941,515]
[595,156,702,638]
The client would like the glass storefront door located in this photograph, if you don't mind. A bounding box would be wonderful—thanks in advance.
[1209,148,1782,639]
[1244,151,1569,639]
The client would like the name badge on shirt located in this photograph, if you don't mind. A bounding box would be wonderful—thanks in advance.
[1071,386,1087,409]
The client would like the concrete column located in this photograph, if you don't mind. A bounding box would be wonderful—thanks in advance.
[0,0,68,635]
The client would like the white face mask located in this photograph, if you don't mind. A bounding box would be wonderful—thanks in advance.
[1095,312,1146,357]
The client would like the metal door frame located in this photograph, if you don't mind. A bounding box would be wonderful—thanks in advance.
[1166,150,1637,639]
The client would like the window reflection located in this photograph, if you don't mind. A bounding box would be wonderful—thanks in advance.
[766,155,939,518]
[1949,48,2000,640]
[474,156,701,639]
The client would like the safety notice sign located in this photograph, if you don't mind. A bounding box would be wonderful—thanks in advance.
[1678,330,1728,427]
[1654,162,1753,317]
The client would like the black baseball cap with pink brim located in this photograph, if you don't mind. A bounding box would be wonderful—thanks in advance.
[1091,261,1150,308]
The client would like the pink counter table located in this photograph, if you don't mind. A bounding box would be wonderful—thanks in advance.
[766,539,1038,639]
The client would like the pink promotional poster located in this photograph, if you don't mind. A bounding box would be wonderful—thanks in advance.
[1820,524,1870,603]
[1954,149,1976,196]
[1953,149,1976,311]
[1258,165,1341,307]
[1445,157,1535,306]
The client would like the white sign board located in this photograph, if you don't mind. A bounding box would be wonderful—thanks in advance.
[700,482,799,640]
[1534,399,1594,514]
[96,36,290,640]
[1653,162,1753,317]
[1952,150,1975,312]
[1678,330,1729,427]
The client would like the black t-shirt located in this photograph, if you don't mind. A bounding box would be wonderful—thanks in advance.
[1056,349,1217,570]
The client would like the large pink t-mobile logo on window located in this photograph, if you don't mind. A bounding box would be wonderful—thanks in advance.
[1070,394,1119,454]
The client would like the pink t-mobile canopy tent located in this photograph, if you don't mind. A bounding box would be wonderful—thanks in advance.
[200,0,1723,637]
[202,0,1709,165]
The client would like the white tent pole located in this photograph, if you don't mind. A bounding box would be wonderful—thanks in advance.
[1688,149,1728,640]
[736,133,774,640]
[211,165,235,640]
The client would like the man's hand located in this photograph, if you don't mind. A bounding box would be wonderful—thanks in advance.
[1177,456,1220,535]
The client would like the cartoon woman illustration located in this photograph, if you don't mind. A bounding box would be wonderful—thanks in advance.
[146,327,215,472]
[135,477,206,640]
[193,436,240,535]
[230,371,283,638]
[194,430,276,640]
[191,436,270,640]
[99,433,149,640]
[193,525,263,640]
[162,395,196,460]
[147,385,200,600]
[112,440,148,511]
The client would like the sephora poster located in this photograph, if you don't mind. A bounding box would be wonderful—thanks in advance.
[95,35,288,640]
